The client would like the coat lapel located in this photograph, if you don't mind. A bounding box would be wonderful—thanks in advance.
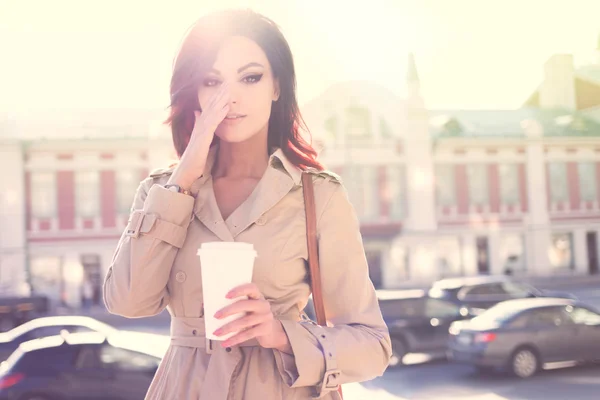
[192,146,303,240]
[225,166,295,238]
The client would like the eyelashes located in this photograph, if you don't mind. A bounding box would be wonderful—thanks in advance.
[203,74,264,87]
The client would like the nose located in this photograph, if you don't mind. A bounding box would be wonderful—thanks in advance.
[225,81,239,105]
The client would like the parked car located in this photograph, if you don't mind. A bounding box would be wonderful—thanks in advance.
[0,283,49,332]
[428,275,577,315]
[0,331,167,400]
[447,297,600,378]
[0,316,117,361]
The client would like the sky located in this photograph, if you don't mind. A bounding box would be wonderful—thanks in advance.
[1,0,599,116]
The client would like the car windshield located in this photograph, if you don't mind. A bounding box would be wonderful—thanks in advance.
[470,303,526,324]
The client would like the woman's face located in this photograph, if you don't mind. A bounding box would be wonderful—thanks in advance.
[197,36,279,143]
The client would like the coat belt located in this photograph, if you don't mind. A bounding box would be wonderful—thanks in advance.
[170,316,259,353]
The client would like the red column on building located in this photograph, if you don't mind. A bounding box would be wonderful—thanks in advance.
[57,171,75,230]
[101,171,117,228]
[567,162,580,210]
[378,166,389,219]
[518,164,528,212]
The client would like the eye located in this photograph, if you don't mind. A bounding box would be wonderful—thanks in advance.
[203,78,221,87]
[242,74,263,84]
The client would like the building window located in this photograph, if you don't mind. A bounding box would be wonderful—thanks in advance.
[75,171,100,218]
[342,165,364,218]
[500,234,526,274]
[117,170,139,214]
[548,163,568,202]
[30,172,57,218]
[467,164,488,206]
[548,232,574,270]
[361,166,379,221]
[499,164,519,205]
[345,107,371,146]
[435,165,456,207]
[436,237,462,277]
[578,162,597,202]
[387,165,405,220]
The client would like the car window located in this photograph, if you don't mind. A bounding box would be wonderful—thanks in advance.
[22,347,78,370]
[529,307,570,327]
[75,345,101,370]
[26,326,70,340]
[379,298,425,318]
[425,299,460,318]
[460,283,506,299]
[99,345,159,372]
[507,313,531,328]
[565,306,600,326]
[501,281,533,297]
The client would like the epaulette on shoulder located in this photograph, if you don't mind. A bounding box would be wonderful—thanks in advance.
[305,168,342,184]
[149,166,176,179]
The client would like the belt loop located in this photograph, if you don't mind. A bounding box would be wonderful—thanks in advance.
[205,338,213,354]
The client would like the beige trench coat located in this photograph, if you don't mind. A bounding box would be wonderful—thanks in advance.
[103,146,392,400]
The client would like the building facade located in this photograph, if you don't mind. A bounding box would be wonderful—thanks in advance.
[303,53,600,289]
[1,45,600,309]
[0,109,174,310]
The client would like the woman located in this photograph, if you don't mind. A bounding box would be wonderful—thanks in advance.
[103,9,391,400]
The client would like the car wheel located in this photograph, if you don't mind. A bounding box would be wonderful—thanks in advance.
[388,339,407,368]
[510,347,539,378]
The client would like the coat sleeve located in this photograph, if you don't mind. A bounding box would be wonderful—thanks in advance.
[103,177,195,318]
[275,179,392,397]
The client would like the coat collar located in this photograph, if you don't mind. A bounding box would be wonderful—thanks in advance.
[192,145,302,240]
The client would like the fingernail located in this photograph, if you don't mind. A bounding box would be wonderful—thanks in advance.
[214,311,221,319]
[213,329,221,336]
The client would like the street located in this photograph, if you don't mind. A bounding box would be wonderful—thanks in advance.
[94,283,600,400]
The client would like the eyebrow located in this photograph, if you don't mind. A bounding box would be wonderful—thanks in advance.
[208,62,265,75]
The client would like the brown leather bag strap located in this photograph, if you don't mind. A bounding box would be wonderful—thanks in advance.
[301,172,327,326]
[302,172,344,399]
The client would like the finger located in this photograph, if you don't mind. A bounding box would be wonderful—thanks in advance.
[222,324,270,348]
[226,283,262,300]
[213,313,270,337]
[204,83,227,110]
[215,299,269,319]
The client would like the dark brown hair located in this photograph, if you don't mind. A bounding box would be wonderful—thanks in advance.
[165,9,323,170]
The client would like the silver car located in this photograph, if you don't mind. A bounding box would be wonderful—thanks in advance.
[447,298,600,378]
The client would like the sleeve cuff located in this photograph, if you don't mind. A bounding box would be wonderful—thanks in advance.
[143,184,195,226]
[278,319,326,388]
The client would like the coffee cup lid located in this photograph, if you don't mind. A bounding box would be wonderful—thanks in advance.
[197,242,255,253]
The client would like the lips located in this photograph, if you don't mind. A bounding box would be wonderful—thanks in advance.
[224,113,246,120]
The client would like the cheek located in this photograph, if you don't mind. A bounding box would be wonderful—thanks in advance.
[245,85,274,118]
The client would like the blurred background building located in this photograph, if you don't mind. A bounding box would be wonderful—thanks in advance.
[1,40,600,309]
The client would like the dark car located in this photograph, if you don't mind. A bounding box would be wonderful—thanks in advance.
[428,275,577,315]
[0,331,167,400]
[447,298,600,378]
[306,290,476,367]
[0,316,117,361]
[376,290,477,367]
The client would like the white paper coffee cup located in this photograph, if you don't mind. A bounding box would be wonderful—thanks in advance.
[198,242,257,341]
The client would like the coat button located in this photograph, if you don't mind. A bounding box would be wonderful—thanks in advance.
[256,216,267,226]
[175,271,187,283]
[192,330,197,336]
[226,347,232,353]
